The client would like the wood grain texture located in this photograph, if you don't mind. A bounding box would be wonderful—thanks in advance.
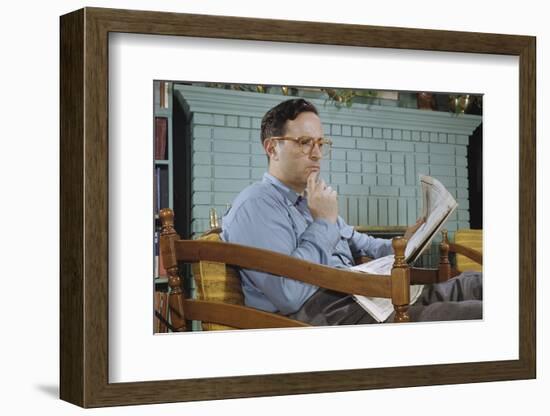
[176,240,393,298]
[87,7,532,54]
[60,8,84,406]
[409,268,441,284]
[159,209,187,331]
[448,243,483,265]
[59,6,536,408]
[182,299,310,328]
[518,37,537,376]
[176,226,408,329]
[83,8,110,407]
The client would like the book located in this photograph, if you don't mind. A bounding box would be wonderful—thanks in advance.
[154,231,159,278]
[154,117,168,160]
[153,231,167,278]
[159,81,169,109]
[352,175,458,322]
[159,81,166,108]
[154,167,161,214]
[159,167,169,210]
[154,166,169,213]
[163,82,170,109]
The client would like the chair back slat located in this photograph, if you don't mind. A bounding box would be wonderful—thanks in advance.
[191,232,244,331]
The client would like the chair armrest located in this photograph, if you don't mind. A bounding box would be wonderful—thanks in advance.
[448,242,483,265]
[175,239,393,298]
[183,299,310,328]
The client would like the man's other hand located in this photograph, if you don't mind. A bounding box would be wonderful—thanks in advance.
[404,217,426,240]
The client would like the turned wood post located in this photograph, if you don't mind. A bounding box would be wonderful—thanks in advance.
[391,236,410,322]
[438,229,451,282]
[159,208,186,331]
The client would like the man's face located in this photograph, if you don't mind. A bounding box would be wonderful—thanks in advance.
[267,111,324,193]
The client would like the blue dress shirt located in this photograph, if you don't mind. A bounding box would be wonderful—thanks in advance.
[221,173,393,315]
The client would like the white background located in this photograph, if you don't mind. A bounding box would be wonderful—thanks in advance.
[110,35,518,382]
[0,0,547,414]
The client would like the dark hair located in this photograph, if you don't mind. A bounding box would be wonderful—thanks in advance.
[260,98,319,144]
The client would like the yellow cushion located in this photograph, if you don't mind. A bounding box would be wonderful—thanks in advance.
[191,232,244,331]
[455,229,483,272]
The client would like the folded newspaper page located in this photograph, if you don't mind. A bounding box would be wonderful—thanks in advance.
[352,175,458,322]
[405,175,459,263]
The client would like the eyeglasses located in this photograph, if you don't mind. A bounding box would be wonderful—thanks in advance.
[268,136,333,156]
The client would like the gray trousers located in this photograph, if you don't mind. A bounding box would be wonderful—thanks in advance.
[288,271,482,326]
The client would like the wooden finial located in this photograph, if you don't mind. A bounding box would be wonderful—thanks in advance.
[158,208,186,331]
[209,208,219,229]
[160,208,176,235]
[440,231,450,259]
[392,236,407,267]
[441,229,449,244]
[438,229,451,282]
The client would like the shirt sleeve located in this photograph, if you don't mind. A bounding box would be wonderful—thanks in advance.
[224,196,340,315]
[341,221,394,259]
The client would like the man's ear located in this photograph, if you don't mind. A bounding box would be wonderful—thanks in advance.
[264,139,278,161]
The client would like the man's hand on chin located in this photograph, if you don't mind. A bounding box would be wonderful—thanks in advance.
[305,172,338,224]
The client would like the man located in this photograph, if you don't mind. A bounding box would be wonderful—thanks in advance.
[222,98,482,325]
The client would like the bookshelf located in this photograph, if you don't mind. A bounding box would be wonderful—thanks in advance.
[153,81,201,332]
[153,81,172,333]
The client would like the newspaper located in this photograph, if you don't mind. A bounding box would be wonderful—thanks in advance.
[352,175,458,322]
[405,175,459,263]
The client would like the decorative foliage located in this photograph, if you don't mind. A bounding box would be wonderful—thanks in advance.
[201,83,482,115]
[322,88,378,108]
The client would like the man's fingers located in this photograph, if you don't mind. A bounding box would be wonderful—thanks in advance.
[306,172,317,192]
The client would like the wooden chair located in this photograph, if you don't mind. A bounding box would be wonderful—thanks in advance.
[158,208,475,331]
[153,290,169,333]
[448,229,483,273]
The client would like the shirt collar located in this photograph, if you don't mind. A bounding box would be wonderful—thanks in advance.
[262,173,303,206]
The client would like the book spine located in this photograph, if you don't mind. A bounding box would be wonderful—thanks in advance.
[159,81,166,108]
[154,229,167,277]
[154,81,160,108]
[159,167,168,210]
[164,82,170,109]
[154,231,159,278]
[154,117,167,160]
[155,167,161,214]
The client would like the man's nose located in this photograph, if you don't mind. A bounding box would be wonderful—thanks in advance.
[309,142,323,159]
